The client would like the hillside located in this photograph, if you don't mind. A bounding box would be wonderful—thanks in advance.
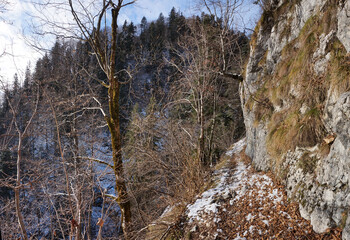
[1,0,349,239]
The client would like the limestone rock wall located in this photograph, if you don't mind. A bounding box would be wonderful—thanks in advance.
[241,0,350,238]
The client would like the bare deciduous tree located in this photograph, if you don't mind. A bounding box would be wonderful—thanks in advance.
[0,81,39,240]
[168,4,247,165]
[68,1,136,237]
[31,0,137,237]
[124,100,206,238]
[199,0,246,79]
[169,20,220,164]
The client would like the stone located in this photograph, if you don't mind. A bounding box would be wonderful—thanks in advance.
[242,0,350,237]
[300,103,309,115]
[337,1,350,53]
[230,190,237,199]
[323,189,334,204]
[332,208,345,226]
[310,208,331,233]
[329,93,350,137]
[299,204,311,221]
[222,191,232,200]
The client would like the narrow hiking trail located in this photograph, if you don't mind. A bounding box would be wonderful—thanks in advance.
[184,139,342,240]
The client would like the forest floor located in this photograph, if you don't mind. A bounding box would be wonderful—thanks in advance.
[181,139,342,240]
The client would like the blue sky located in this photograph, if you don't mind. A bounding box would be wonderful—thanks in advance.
[0,0,260,85]
[121,0,194,24]
[119,0,259,31]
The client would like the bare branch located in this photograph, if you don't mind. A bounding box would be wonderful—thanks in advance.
[77,156,114,170]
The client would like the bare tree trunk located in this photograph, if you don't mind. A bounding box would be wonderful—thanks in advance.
[72,113,82,240]
[87,161,94,240]
[208,92,217,165]
[106,7,132,239]
[107,71,132,239]
[3,82,39,240]
[76,196,82,240]
[15,136,28,240]
[65,1,135,237]
[198,94,205,165]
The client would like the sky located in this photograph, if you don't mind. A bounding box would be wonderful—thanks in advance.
[0,0,260,86]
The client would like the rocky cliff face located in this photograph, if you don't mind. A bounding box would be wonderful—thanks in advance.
[241,0,350,238]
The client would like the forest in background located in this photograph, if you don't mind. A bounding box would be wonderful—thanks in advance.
[0,1,251,239]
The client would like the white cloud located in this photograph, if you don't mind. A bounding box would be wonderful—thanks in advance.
[0,0,84,85]
[0,0,42,85]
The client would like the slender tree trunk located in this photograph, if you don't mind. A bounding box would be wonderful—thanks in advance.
[107,82,132,238]
[198,93,205,165]
[72,115,82,240]
[87,159,93,240]
[106,7,132,239]
[76,196,82,240]
[67,1,135,237]
[208,92,217,166]
[15,136,28,240]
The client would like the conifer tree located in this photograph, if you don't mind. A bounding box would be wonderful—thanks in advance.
[23,66,31,91]
[13,74,19,93]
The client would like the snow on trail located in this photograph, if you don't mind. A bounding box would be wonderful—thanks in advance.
[185,138,340,239]
[187,138,283,224]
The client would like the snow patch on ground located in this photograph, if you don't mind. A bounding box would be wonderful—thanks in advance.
[187,138,246,223]
[226,138,246,157]
[246,213,254,221]
[182,138,332,239]
[186,137,284,232]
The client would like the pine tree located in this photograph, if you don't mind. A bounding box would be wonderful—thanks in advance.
[168,7,179,43]
[51,39,62,76]
[126,22,136,53]
[140,16,148,48]
[155,13,166,49]
[23,66,31,91]
[13,73,19,92]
